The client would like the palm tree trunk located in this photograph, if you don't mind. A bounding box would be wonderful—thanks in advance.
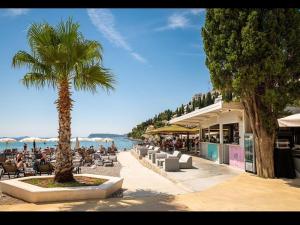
[54,79,74,183]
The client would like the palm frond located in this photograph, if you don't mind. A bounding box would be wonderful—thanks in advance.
[73,64,116,93]
[13,18,116,94]
[22,72,57,90]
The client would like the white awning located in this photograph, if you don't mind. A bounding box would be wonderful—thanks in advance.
[278,114,300,127]
[169,101,244,126]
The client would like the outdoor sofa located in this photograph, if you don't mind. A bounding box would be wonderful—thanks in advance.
[179,154,193,169]
[163,156,180,172]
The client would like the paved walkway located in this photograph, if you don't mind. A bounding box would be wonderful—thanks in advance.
[1,151,300,211]
[174,173,300,211]
[165,156,242,192]
[118,151,189,197]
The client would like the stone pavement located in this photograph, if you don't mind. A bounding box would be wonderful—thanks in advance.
[174,173,300,211]
[1,151,300,211]
[118,151,188,197]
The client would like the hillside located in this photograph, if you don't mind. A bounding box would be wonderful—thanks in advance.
[88,133,125,138]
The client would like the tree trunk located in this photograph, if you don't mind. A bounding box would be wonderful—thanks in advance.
[242,96,276,178]
[54,79,74,183]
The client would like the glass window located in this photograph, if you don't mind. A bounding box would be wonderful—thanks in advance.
[223,123,239,144]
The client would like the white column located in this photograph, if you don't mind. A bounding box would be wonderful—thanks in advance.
[219,123,223,164]
[198,124,202,154]
[219,123,223,144]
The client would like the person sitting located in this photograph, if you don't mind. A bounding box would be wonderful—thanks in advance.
[111,141,118,152]
[15,153,26,170]
[23,143,27,152]
[33,152,54,172]
[40,152,47,164]
[99,145,106,155]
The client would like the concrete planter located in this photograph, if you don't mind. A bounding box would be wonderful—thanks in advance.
[0,174,123,203]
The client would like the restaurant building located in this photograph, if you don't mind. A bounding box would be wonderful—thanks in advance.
[169,98,255,172]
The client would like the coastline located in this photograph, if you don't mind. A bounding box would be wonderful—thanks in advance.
[127,137,143,142]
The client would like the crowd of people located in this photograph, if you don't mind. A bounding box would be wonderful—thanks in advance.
[145,136,201,151]
[1,141,119,177]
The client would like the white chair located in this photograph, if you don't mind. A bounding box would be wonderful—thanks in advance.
[155,152,168,165]
[179,154,193,169]
[148,148,160,162]
[163,156,180,171]
[137,145,153,157]
[171,150,181,158]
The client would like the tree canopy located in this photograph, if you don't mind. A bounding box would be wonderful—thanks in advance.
[202,9,300,178]
[202,9,300,133]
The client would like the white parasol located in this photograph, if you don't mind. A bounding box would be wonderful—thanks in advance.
[19,137,47,143]
[278,113,300,127]
[46,137,59,142]
[0,138,17,149]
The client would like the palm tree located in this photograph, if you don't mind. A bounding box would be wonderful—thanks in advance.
[12,18,115,183]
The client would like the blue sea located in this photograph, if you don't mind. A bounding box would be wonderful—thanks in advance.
[0,136,137,152]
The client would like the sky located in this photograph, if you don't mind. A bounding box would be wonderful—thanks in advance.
[0,8,212,137]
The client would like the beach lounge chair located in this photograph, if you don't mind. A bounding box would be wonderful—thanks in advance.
[94,153,101,160]
[101,156,109,161]
[179,154,193,169]
[0,163,24,179]
[108,155,117,162]
[35,163,54,175]
[0,154,6,166]
[163,156,180,172]
[4,149,12,158]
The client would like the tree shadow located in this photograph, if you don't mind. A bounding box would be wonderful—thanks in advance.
[283,177,300,188]
[54,189,188,211]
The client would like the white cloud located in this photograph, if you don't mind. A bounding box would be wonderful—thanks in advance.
[131,52,147,64]
[156,13,189,31]
[168,14,189,29]
[4,9,29,16]
[156,9,205,32]
[87,9,147,64]
[189,9,206,15]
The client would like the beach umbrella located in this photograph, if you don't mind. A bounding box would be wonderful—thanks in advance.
[91,137,106,142]
[104,138,113,142]
[146,124,199,135]
[19,137,47,143]
[46,137,59,142]
[0,138,17,149]
[278,113,300,127]
[71,137,91,142]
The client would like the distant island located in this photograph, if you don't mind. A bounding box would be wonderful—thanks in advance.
[88,133,125,138]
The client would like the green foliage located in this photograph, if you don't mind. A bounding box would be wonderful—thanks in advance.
[128,91,220,139]
[202,9,300,133]
[127,109,173,139]
[12,17,115,93]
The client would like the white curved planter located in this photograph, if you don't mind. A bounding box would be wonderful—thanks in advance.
[0,174,123,203]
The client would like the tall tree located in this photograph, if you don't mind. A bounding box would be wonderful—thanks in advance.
[206,92,213,105]
[201,94,206,108]
[12,18,115,182]
[202,9,300,178]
